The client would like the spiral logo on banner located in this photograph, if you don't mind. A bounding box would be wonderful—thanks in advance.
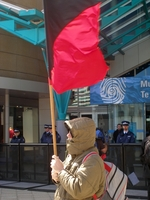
[99,78,126,104]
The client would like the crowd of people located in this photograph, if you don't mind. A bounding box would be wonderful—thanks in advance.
[9,119,136,146]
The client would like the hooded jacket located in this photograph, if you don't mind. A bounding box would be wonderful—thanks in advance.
[54,117,105,200]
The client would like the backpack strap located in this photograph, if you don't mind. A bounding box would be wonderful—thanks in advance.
[104,162,111,172]
[82,151,112,200]
[82,152,98,163]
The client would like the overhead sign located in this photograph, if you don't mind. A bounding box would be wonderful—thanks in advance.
[90,76,150,104]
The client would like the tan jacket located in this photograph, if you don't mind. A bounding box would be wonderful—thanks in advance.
[54,117,105,200]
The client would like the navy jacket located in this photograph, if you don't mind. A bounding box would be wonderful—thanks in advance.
[10,135,25,155]
[112,129,123,143]
[41,131,61,143]
[10,135,25,143]
[116,130,136,143]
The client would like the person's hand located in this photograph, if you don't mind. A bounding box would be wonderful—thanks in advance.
[50,155,64,173]
[51,169,59,183]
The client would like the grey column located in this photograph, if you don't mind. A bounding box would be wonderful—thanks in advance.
[56,120,67,143]
[4,89,9,143]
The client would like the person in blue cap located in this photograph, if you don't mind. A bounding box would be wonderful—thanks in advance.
[10,129,25,143]
[10,129,25,178]
[116,121,135,143]
[116,120,136,174]
[41,124,61,173]
[41,124,61,143]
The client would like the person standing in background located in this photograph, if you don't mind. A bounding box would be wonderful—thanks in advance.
[41,124,61,143]
[41,124,61,173]
[112,123,122,143]
[116,121,135,144]
[116,121,136,174]
[95,128,108,159]
[10,129,25,178]
[10,129,25,143]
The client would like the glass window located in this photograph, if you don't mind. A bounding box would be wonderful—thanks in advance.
[108,104,145,142]
[136,63,150,77]
[120,70,134,77]
[9,106,38,143]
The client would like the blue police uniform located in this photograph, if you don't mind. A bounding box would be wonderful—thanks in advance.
[10,135,25,143]
[41,124,61,143]
[10,130,25,178]
[10,129,25,143]
[40,131,61,143]
[116,130,135,143]
[116,121,136,173]
[116,121,135,143]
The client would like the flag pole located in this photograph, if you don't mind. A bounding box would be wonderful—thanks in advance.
[42,48,58,156]
[49,82,57,156]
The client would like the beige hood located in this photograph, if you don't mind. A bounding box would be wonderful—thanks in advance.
[64,117,96,155]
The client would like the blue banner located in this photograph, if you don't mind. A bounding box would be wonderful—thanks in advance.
[90,76,150,104]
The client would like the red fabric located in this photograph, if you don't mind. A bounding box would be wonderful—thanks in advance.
[104,162,111,172]
[9,129,14,138]
[101,153,106,160]
[51,3,109,94]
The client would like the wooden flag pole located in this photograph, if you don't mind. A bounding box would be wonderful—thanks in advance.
[49,83,57,156]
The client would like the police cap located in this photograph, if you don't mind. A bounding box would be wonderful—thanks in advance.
[14,129,20,133]
[122,121,130,126]
[44,124,49,129]
[48,125,57,129]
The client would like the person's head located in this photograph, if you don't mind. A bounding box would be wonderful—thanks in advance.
[14,129,20,137]
[48,125,52,133]
[117,123,122,130]
[48,125,57,134]
[122,121,130,131]
[44,124,49,132]
[64,117,96,155]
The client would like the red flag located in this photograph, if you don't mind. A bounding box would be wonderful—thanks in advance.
[43,0,109,94]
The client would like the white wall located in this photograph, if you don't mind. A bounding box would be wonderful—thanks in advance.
[32,108,39,143]
[23,108,38,143]
[23,109,33,142]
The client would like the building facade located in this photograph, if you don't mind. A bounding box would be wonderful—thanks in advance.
[0,0,150,143]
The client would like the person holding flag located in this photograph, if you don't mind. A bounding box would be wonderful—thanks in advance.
[50,117,105,200]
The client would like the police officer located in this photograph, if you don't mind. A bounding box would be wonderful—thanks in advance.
[10,129,25,143]
[116,121,135,143]
[10,129,25,178]
[41,124,61,143]
[116,121,136,174]
[41,124,61,174]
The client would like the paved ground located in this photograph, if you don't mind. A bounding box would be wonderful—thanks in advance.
[0,181,148,200]
[0,188,148,200]
[0,188,54,200]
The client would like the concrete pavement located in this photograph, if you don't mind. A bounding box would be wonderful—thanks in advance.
[0,188,148,200]
[0,188,54,200]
